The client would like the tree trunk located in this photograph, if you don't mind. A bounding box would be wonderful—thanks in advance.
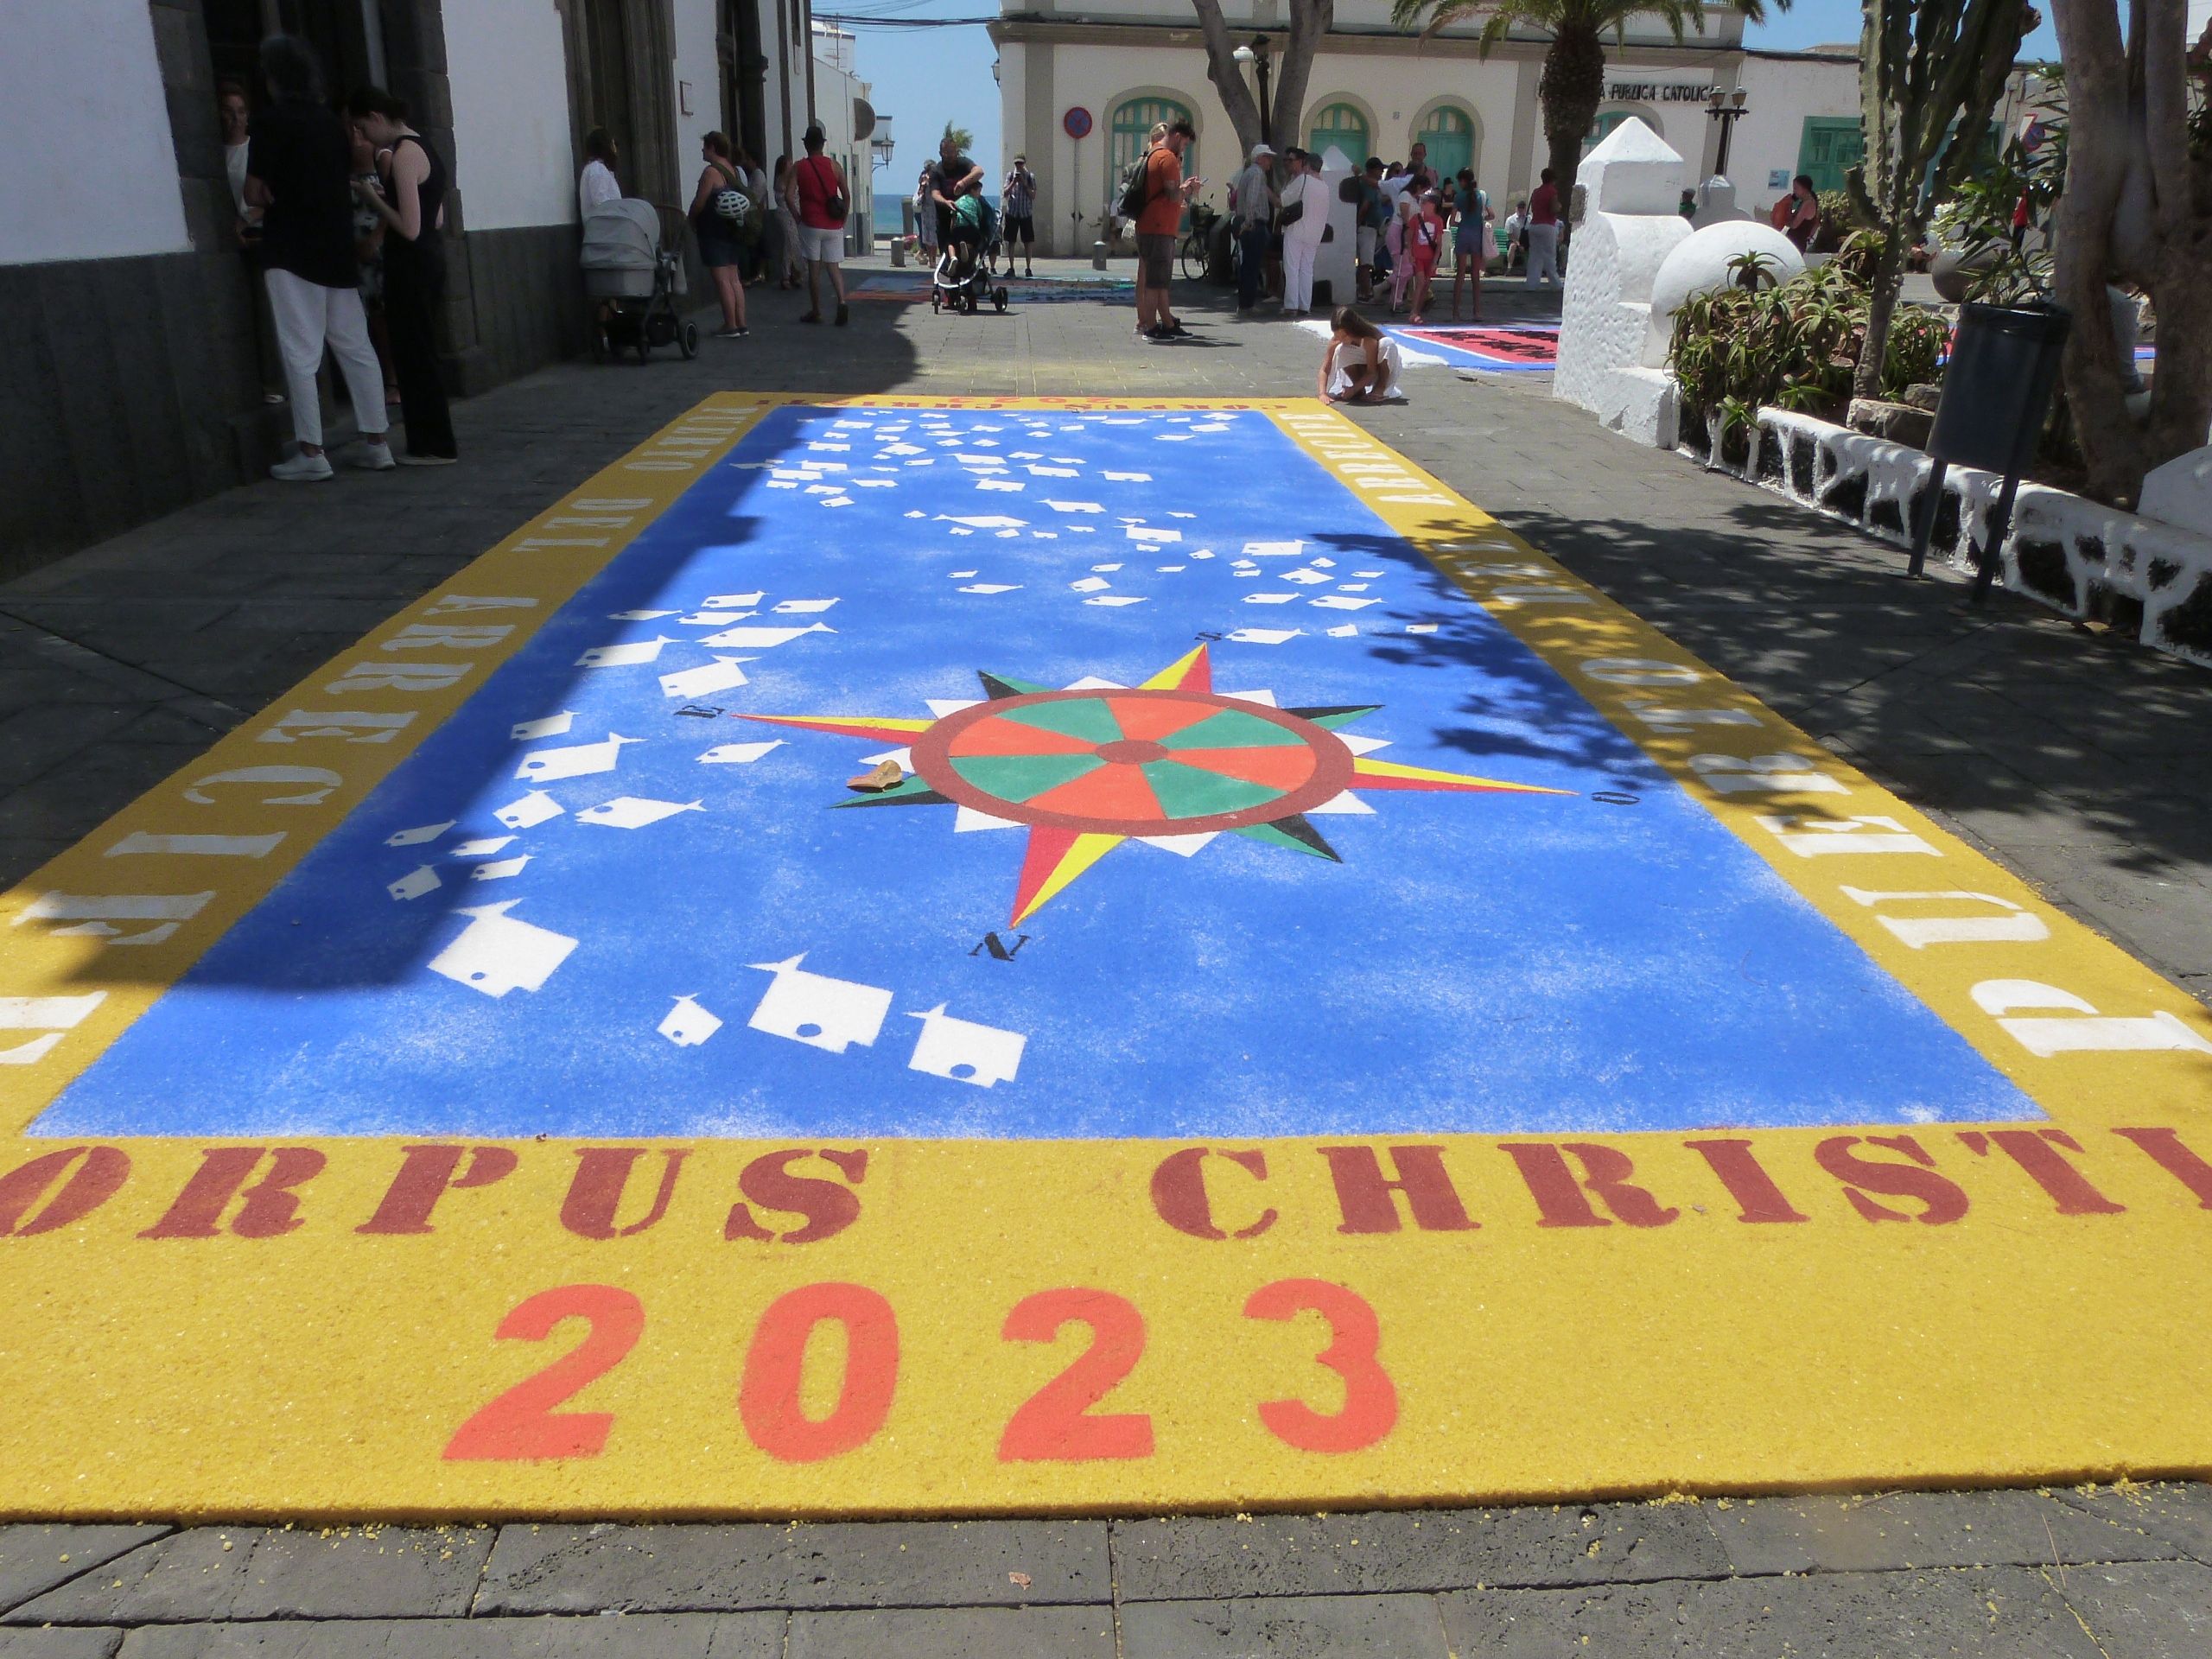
[1539,22,1605,206]
[1189,0,1333,173]
[1853,232,1908,399]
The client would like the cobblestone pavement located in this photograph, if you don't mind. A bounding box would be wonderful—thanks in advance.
[5,1484,2212,1655]
[3,255,2209,1656]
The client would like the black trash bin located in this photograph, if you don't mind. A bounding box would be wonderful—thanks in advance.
[1929,302,2071,474]
[1911,301,2071,594]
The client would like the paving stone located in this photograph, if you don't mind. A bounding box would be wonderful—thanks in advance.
[0,1530,168,1618]
[1438,1566,2102,1656]
[476,1519,1108,1613]
[2052,1484,2212,1566]
[1118,1592,1450,1658]
[7,1527,495,1625]
[2054,1559,2212,1658]
[785,1605,1115,1658]
[111,1613,779,1657]
[1709,1489,2176,1576]
[0,1628,124,1659]
[1111,1503,1726,1601]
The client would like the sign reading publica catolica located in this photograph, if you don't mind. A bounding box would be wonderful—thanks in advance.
[1607,79,1716,103]
[2,394,2209,1523]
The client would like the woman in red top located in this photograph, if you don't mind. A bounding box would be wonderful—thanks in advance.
[792,123,850,326]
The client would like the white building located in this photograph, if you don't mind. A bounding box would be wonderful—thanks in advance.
[0,0,818,572]
[989,0,1867,257]
[810,21,881,248]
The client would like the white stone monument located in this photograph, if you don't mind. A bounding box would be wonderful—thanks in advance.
[1315,145,1358,312]
[1556,118,1804,448]
[1554,120,1694,444]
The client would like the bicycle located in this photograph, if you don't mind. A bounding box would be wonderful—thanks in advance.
[1179,202,1219,282]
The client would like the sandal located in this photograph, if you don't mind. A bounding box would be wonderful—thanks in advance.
[798,311,822,324]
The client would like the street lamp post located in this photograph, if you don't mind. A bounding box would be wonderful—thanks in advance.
[1232,36,1274,149]
[1706,86,1749,180]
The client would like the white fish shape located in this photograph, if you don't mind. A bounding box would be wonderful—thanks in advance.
[906,1005,1026,1088]
[385,822,452,848]
[699,740,784,765]
[658,994,724,1047]
[388,866,441,901]
[699,622,834,649]
[510,712,575,741]
[703,592,766,608]
[1312,595,1381,610]
[448,836,515,858]
[578,796,704,830]
[493,790,563,830]
[746,955,893,1054]
[470,855,531,880]
[772,599,839,613]
[658,657,753,699]
[1225,627,1304,645]
[576,636,675,668]
[428,901,577,998]
[515,733,639,782]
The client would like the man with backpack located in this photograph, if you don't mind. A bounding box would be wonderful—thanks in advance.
[1126,118,1201,342]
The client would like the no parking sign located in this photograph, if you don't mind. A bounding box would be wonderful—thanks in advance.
[1064,105,1092,140]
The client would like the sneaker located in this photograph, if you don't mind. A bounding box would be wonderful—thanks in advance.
[715,327,746,339]
[1166,322,1194,338]
[397,452,458,467]
[270,452,333,482]
[835,302,849,326]
[1143,326,1178,344]
[349,442,396,472]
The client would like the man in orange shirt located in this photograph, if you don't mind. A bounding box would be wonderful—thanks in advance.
[1135,118,1202,341]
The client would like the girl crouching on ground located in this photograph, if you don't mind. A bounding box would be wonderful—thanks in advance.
[1319,307,1404,404]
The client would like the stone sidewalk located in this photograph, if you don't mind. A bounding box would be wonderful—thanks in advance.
[6,1484,2212,1656]
[3,255,2210,1656]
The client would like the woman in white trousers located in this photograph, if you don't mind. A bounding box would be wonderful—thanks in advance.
[1279,154,1328,316]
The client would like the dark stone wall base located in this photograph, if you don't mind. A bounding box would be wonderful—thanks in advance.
[1,224,585,583]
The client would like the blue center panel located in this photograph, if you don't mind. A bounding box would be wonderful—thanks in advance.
[40,405,2035,1138]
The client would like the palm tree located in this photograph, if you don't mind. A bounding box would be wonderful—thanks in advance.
[941,120,976,155]
[1390,0,1788,206]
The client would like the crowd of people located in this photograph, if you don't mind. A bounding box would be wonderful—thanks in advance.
[1134,130,1564,340]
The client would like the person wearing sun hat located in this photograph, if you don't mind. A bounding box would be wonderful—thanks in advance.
[1229,141,1276,313]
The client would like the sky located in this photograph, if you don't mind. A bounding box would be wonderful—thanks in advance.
[836,0,2064,194]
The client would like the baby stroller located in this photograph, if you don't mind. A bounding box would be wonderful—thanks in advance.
[931,194,1008,315]
[582,199,696,363]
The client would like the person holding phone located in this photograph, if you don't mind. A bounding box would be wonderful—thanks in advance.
[1135,118,1201,341]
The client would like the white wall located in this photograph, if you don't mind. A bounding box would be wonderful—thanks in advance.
[673,0,720,176]
[0,0,188,264]
[445,0,578,229]
[1732,55,1861,214]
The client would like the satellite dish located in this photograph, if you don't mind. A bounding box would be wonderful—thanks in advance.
[853,99,877,142]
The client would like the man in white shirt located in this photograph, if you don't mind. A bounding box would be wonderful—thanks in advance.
[1277,149,1328,318]
[1228,143,1276,312]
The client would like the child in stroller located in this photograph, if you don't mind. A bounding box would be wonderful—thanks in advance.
[931,181,1007,314]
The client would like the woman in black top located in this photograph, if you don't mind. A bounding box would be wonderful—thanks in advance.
[689,131,752,339]
[348,88,458,463]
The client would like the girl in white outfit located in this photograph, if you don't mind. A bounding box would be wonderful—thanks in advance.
[1279,155,1329,316]
[1319,307,1403,404]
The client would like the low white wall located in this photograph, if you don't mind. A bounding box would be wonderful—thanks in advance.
[445,0,577,229]
[0,0,188,264]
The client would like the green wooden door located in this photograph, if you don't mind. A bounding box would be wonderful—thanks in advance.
[1112,97,1196,195]
[1307,103,1370,168]
[1796,118,1864,194]
[1414,105,1473,182]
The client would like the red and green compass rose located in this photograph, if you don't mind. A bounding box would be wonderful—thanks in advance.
[741,644,1567,923]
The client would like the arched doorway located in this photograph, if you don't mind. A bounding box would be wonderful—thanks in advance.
[1413,102,1476,182]
[1111,94,1197,194]
[1306,100,1370,168]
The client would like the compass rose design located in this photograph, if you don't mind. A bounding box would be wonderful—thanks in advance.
[741,644,1568,924]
